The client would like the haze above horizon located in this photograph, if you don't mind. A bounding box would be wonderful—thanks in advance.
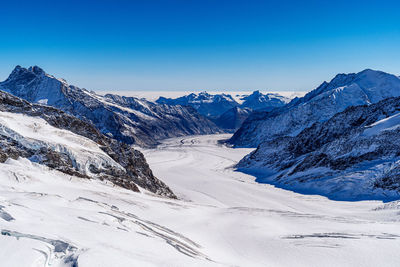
[0,0,399,92]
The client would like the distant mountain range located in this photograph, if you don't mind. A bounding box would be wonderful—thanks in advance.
[234,69,400,200]
[157,91,289,131]
[0,66,220,147]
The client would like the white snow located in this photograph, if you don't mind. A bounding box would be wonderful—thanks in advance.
[85,91,158,120]
[0,134,399,266]
[37,99,48,105]
[0,111,123,175]
[363,112,400,136]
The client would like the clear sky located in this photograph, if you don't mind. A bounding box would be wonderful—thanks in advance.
[0,0,399,92]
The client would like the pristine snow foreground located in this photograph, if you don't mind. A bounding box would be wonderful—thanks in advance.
[0,134,400,266]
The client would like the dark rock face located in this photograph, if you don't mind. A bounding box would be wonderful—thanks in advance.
[229,69,400,147]
[0,66,220,147]
[0,90,176,198]
[237,96,400,200]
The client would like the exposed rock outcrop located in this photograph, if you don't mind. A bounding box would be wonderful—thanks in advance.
[0,90,175,198]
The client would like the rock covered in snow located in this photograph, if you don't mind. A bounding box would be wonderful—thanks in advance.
[0,90,175,198]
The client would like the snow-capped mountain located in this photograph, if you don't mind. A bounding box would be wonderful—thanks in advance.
[237,96,400,200]
[229,69,400,147]
[0,90,175,198]
[156,90,288,130]
[0,66,220,147]
[240,90,290,111]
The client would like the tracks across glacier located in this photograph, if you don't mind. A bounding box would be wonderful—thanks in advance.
[0,134,399,266]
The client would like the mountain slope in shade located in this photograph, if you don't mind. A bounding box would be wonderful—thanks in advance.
[237,96,400,201]
[213,107,252,131]
[0,66,220,147]
[229,69,400,147]
[0,90,175,197]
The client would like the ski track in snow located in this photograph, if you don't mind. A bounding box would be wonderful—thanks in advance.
[0,134,400,266]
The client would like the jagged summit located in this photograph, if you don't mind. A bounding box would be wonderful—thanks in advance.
[28,65,45,75]
[8,65,50,80]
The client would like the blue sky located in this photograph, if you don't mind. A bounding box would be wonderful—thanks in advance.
[0,0,399,92]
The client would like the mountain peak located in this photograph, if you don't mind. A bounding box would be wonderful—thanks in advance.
[13,65,22,71]
[8,65,47,81]
[27,65,46,76]
[355,68,397,80]
[249,90,261,96]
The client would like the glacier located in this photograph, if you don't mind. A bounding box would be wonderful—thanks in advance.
[1,135,400,266]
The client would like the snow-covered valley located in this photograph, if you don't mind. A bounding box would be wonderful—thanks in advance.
[1,134,400,267]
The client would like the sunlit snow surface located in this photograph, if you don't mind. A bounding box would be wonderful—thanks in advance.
[1,135,400,266]
[0,111,123,175]
[363,112,400,136]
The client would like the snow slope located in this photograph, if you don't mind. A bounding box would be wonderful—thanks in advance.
[0,89,175,197]
[1,134,400,266]
[363,112,400,136]
[0,111,123,176]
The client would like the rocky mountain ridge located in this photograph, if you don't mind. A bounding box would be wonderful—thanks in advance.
[229,69,400,147]
[0,66,220,147]
[237,96,400,200]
